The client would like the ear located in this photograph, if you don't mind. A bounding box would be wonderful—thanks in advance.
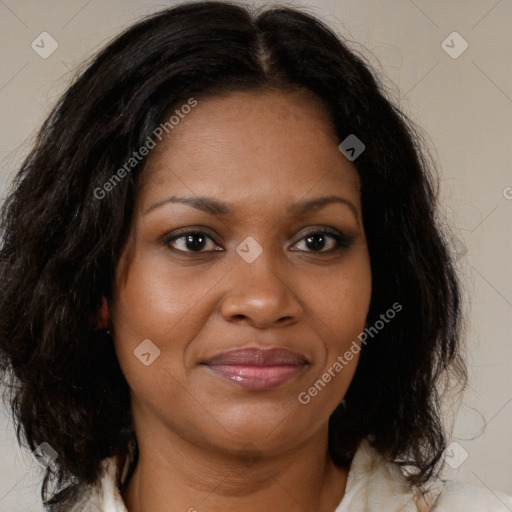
[98,296,109,329]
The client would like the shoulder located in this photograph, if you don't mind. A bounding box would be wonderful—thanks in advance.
[340,438,512,512]
[431,479,512,511]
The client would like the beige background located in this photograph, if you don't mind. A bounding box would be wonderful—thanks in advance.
[0,0,511,510]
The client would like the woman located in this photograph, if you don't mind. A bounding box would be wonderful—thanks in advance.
[0,2,510,511]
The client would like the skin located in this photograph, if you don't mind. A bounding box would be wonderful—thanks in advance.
[106,88,372,512]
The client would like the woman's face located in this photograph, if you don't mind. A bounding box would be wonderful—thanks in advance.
[110,89,372,456]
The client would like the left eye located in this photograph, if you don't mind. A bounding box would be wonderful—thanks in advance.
[292,230,351,252]
[163,229,352,254]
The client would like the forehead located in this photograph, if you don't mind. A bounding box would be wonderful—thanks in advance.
[138,89,361,211]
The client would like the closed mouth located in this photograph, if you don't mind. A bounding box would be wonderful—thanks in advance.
[202,347,309,390]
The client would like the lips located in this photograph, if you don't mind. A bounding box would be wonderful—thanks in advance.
[202,347,309,391]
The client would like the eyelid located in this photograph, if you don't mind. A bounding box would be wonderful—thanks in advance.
[293,225,343,239]
[161,226,218,241]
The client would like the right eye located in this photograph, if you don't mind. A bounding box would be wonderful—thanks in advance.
[162,230,223,254]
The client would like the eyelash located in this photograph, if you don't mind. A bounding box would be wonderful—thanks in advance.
[161,228,354,256]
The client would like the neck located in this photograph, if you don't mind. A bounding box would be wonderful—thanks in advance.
[121,421,348,512]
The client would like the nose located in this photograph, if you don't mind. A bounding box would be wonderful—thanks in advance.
[219,246,303,329]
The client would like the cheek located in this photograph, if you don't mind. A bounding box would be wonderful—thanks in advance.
[332,269,371,343]
[109,251,228,392]
[305,252,372,341]
[109,259,186,382]
[293,252,371,408]
[112,252,211,339]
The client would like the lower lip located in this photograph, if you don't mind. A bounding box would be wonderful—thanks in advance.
[204,364,305,390]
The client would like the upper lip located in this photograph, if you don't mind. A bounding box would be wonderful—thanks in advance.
[203,347,309,366]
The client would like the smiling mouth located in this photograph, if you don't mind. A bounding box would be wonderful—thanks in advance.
[201,347,309,391]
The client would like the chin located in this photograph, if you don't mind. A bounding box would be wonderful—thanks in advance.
[208,407,314,453]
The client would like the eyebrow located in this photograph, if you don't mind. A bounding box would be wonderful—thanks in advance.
[145,194,359,220]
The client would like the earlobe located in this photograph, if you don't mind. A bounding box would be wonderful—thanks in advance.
[98,296,109,329]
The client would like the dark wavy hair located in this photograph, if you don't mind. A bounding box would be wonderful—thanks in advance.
[0,1,467,509]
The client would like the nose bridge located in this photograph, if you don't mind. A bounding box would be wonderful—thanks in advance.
[220,234,300,326]
[234,233,287,299]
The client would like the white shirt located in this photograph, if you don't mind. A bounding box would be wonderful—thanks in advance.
[61,438,512,511]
